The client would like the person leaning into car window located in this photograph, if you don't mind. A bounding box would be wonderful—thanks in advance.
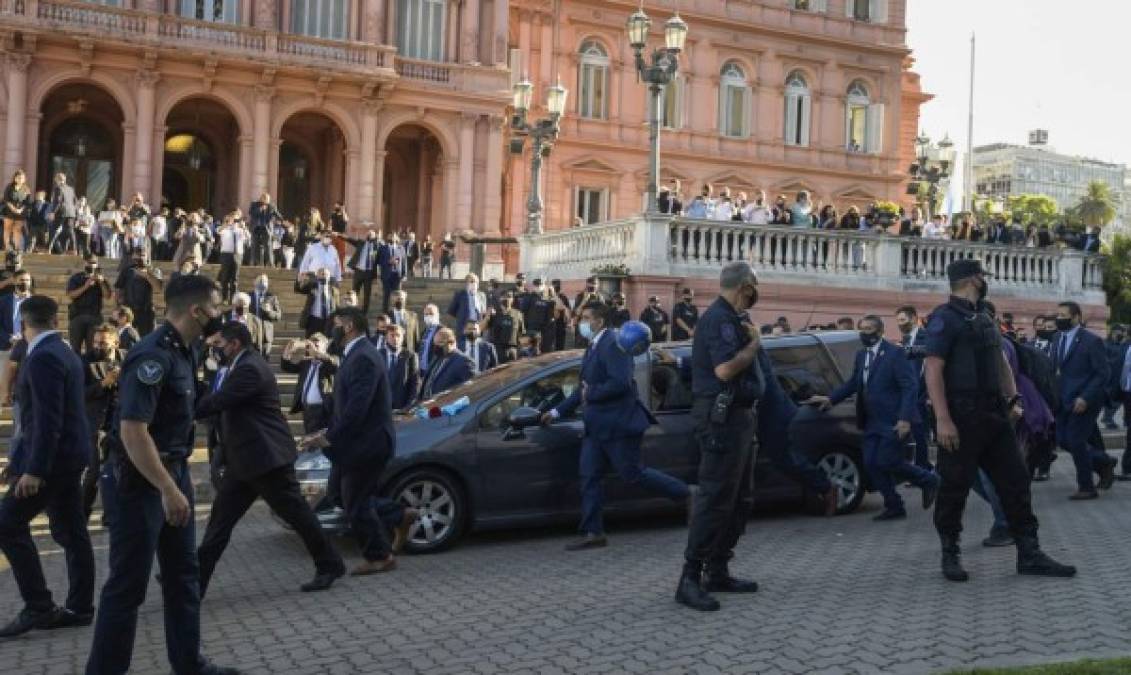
[539,303,689,552]
[676,261,764,613]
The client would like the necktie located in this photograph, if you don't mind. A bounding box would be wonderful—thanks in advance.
[13,297,23,336]
[304,362,320,404]
[362,243,371,271]
[1060,336,1069,367]
[214,366,228,392]
[863,350,874,386]
[387,351,395,372]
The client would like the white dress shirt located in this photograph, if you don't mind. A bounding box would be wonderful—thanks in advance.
[300,243,343,281]
[302,360,324,407]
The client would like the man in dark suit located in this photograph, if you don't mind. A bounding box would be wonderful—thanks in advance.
[895,305,932,470]
[985,217,1009,245]
[0,295,95,636]
[540,302,689,550]
[404,232,420,278]
[1052,301,1116,499]
[296,269,340,338]
[1076,227,1101,253]
[249,274,281,355]
[195,322,345,594]
[281,335,336,435]
[808,316,939,521]
[418,303,443,374]
[447,273,488,351]
[0,268,32,352]
[302,307,398,576]
[81,324,122,517]
[369,313,390,351]
[462,323,498,374]
[223,292,266,354]
[380,257,404,315]
[379,323,419,410]
[248,192,281,266]
[340,229,381,314]
[49,173,79,254]
[388,290,420,354]
[418,328,474,401]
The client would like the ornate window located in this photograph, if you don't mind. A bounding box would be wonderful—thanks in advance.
[718,62,751,138]
[845,80,883,154]
[847,0,888,23]
[578,41,610,120]
[783,71,811,147]
[397,0,447,61]
[291,0,348,40]
[179,0,239,22]
[575,187,608,225]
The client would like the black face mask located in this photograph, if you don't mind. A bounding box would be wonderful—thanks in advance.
[90,348,110,361]
[465,334,477,343]
[586,286,596,293]
[1036,329,1056,340]
[682,297,692,304]
[393,300,404,309]
[1055,318,1074,332]
[331,326,346,343]
[15,282,28,293]
[432,345,447,358]
[859,332,881,348]
[740,285,759,310]
[85,266,97,275]
[197,309,224,338]
[215,348,232,366]
[897,321,913,335]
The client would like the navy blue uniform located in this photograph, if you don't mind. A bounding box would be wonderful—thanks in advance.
[925,297,1038,541]
[684,297,762,571]
[87,323,211,675]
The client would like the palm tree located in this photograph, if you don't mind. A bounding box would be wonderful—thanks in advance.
[1102,235,1131,324]
[1076,181,1117,228]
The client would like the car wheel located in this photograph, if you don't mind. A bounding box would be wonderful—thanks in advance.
[391,469,466,554]
[817,449,865,515]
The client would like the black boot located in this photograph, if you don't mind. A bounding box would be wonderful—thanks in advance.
[1016,535,1076,577]
[940,535,969,582]
[705,563,759,593]
[674,565,720,611]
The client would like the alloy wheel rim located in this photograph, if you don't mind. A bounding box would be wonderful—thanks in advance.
[398,480,455,545]
[818,452,860,508]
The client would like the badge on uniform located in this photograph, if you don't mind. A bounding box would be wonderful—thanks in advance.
[137,360,164,385]
[720,323,737,343]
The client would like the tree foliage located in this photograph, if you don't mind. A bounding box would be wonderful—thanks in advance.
[1102,234,1131,324]
[1005,194,1059,227]
[1076,181,1118,228]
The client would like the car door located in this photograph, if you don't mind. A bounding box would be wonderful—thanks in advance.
[474,364,584,521]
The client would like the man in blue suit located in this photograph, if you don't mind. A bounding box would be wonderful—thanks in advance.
[808,315,939,520]
[447,273,487,351]
[302,306,398,576]
[417,303,443,373]
[895,305,932,470]
[1052,301,1116,499]
[0,295,95,636]
[0,269,32,353]
[462,323,498,374]
[541,303,690,550]
[418,328,474,402]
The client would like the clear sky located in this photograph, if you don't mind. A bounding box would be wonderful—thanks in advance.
[906,0,1131,183]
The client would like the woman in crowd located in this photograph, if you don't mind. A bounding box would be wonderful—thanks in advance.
[97,198,124,259]
[420,234,434,278]
[790,191,813,227]
[2,169,30,252]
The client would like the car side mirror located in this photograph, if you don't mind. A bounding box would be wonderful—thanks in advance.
[502,427,526,442]
[507,406,541,429]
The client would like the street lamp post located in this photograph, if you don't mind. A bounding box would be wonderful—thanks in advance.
[627,7,688,214]
[910,133,956,218]
[510,76,568,235]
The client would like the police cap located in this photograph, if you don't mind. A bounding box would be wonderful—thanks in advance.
[946,258,988,284]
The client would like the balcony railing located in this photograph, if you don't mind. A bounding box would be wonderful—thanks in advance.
[394,57,453,84]
[519,216,1107,305]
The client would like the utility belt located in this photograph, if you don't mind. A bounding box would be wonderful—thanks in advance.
[946,392,1006,416]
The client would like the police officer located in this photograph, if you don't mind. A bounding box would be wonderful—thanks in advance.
[925,259,1076,583]
[639,296,670,342]
[484,290,526,363]
[522,279,554,352]
[676,261,764,612]
[671,288,698,341]
[87,274,238,675]
[609,293,631,328]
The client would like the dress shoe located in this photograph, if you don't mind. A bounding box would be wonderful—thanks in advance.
[674,571,720,612]
[1098,460,1117,490]
[300,567,345,592]
[1016,536,1076,577]
[1115,473,1131,482]
[823,485,839,517]
[40,607,94,630]
[564,534,607,551]
[981,527,1014,548]
[1068,490,1098,501]
[872,509,907,521]
[391,508,420,554]
[705,574,759,593]
[921,479,940,510]
[0,606,59,638]
[350,556,397,576]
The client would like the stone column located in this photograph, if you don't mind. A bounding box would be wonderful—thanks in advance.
[365,0,386,44]
[149,125,166,208]
[358,99,381,222]
[252,86,274,197]
[238,135,254,207]
[121,124,137,200]
[462,0,480,63]
[483,115,504,234]
[373,149,388,230]
[268,138,282,199]
[345,149,361,230]
[444,158,460,234]
[255,0,278,29]
[493,0,509,66]
[538,14,553,100]
[3,54,31,180]
[133,69,160,201]
[457,113,476,231]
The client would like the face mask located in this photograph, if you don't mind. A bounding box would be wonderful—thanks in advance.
[216,348,233,366]
[682,297,692,304]
[90,348,109,361]
[1055,318,1073,332]
[859,332,880,348]
[423,314,439,327]
[519,348,534,358]
[197,309,224,337]
[502,300,513,309]
[432,344,447,358]
[897,321,913,335]
[1036,329,1055,340]
[578,321,594,340]
[15,282,28,293]
[586,285,596,293]
[393,300,404,309]
[255,282,268,293]
[741,285,759,310]
[613,301,624,308]
[331,325,346,343]
[86,266,97,275]
[465,334,477,343]
[234,306,245,315]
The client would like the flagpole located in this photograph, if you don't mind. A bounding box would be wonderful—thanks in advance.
[964,33,976,212]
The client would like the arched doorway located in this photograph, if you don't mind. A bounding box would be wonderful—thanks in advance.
[278,112,346,222]
[384,124,445,239]
[163,97,240,214]
[38,83,125,211]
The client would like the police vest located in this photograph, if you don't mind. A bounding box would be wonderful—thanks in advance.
[939,300,1003,399]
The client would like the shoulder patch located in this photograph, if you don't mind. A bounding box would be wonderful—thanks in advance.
[720,322,737,343]
[925,314,947,336]
[137,360,165,385]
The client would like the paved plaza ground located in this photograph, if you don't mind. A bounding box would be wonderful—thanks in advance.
[3,455,1131,675]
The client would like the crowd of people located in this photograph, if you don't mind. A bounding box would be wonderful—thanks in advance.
[648,179,1105,253]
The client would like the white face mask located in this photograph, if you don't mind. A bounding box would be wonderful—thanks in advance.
[423,314,439,327]
[467,283,478,294]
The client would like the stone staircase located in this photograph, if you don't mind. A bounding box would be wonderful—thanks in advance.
[0,252,468,521]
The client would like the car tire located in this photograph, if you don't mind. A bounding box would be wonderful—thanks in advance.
[817,449,865,515]
[390,469,467,554]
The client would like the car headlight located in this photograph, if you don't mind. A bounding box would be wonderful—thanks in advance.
[295,453,332,471]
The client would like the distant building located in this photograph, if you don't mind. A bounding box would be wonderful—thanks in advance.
[973,138,1126,219]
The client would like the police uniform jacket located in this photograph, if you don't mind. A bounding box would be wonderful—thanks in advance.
[690,297,763,403]
[671,301,698,341]
[114,323,199,457]
[924,297,1006,404]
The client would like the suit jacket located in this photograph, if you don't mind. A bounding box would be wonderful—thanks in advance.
[118,325,141,351]
[404,240,421,261]
[281,356,336,415]
[447,289,487,335]
[378,347,420,410]
[195,350,296,481]
[1053,328,1109,413]
[326,338,395,467]
[390,307,420,354]
[223,310,266,353]
[249,290,281,348]
[1077,234,1101,253]
[419,351,474,401]
[11,333,91,477]
[0,293,23,350]
[554,330,655,440]
[344,237,382,275]
[50,184,78,219]
[462,338,498,374]
[296,278,340,330]
[829,339,917,433]
[417,323,442,372]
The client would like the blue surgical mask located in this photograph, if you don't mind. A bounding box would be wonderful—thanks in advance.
[578,321,594,340]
